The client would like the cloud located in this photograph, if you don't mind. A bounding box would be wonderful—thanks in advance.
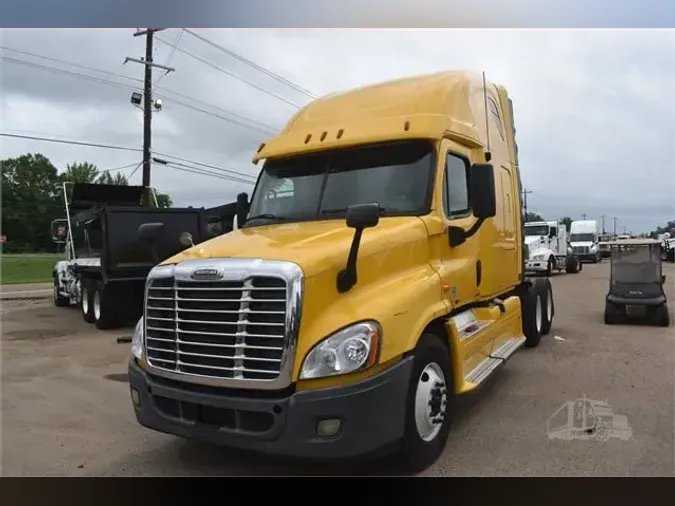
[1,28,673,233]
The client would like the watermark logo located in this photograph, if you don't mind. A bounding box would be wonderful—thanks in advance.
[547,395,633,442]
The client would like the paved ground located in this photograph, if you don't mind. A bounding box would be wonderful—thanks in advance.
[2,261,674,476]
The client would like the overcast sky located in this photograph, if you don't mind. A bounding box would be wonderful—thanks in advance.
[1,29,674,234]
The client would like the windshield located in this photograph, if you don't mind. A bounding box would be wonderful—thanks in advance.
[245,140,434,226]
[524,224,549,236]
[571,233,595,242]
[611,245,661,283]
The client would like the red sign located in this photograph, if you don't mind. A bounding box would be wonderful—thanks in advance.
[0,235,6,244]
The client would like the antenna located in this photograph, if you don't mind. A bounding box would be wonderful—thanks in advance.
[482,71,492,162]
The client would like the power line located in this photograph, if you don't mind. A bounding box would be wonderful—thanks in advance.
[0,45,143,84]
[155,34,302,108]
[3,54,276,136]
[153,151,257,181]
[0,132,142,152]
[159,160,255,186]
[184,29,316,99]
[154,29,183,87]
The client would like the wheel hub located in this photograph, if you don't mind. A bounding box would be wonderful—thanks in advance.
[414,363,448,442]
[94,291,101,321]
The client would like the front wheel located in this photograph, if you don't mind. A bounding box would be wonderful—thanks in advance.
[655,304,670,327]
[604,301,621,325]
[520,284,543,347]
[398,333,454,473]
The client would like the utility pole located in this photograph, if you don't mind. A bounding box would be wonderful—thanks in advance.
[581,213,587,220]
[522,188,533,217]
[125,28,174,206]
[601,215,606,234]
[613,217,617,236]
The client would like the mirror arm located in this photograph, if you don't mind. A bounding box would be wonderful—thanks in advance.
[337,228,364,293]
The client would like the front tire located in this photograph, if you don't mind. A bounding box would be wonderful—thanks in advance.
[545,257,555,277]
[398,333,454,473]
[566,255,580,274]
[655,304,670,327]
[604,300,621,325]
[53,277,70,307]
[538,278,554,336]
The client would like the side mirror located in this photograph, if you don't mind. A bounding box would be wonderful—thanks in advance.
[448,226,466,247]
[236,192,249,227]
[346,203,380,229]
[138,222,164,244]
[662,274,666,285]
[337,203,381,293]
[470,163,496,220]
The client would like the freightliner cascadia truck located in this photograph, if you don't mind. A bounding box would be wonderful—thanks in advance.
[128,70,555,471]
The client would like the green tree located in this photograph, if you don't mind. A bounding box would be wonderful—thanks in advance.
[560,216,573,232]
[97,171,129,185]
[151,189,173,208]
[525,211,545,222]
[1,153,61,252]
[61,161,100,183]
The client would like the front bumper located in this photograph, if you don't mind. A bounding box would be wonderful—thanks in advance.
[129,356,413,459]
[525,260,548,272]
[607,294,666,306]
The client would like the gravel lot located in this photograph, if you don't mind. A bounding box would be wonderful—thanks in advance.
[2,261,674,476]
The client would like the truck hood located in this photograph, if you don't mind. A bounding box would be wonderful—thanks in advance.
[162,217,427,278]
[571,241,594,247]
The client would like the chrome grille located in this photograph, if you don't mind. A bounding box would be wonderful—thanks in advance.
[144,275,288,381]
[573,246,589,255]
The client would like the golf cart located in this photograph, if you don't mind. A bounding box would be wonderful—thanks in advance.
[604,239,670,326]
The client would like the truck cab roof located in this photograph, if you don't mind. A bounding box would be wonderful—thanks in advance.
[69,182,144,210]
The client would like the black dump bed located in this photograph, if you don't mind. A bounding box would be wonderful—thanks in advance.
[103,206,208,280]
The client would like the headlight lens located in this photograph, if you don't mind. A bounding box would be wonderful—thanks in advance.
[532,254,546,260]
[299,321,381,380]
[131,317,144,360]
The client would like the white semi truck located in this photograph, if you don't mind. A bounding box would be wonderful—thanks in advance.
[524,220,582,276]
[570,220,602,263]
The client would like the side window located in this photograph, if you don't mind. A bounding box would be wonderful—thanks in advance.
[488,97,505,141]
[442,153,470,218]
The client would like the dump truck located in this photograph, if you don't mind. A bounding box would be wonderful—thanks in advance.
[128,71,555,471]
[53,182,211,329]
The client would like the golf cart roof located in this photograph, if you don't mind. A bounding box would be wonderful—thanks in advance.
[606,238,661,246]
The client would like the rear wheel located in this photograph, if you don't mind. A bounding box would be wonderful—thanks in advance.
[80,280,95,323]
[93,281,118,330]
[604,300,621,325]
[538,279,554,335]
[655,304,670,327]
[398,333,454,473]
[566,255,580,274]
[520,284,543,347]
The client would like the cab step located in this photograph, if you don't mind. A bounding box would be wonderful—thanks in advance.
[463,337,525,386]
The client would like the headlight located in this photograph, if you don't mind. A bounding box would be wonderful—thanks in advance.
[532,254,546,260]
[299,321,381,380]
[131,317,144,360]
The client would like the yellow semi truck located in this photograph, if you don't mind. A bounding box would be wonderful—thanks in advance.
[128,70,554,471]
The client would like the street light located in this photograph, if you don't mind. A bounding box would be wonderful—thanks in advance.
[130,92,143,105]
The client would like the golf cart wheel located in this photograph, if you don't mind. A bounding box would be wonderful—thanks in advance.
[655,304,670,327]
[538,278,554,336]
[604,301,621,325]
[398,333,454,473]
[520,283,543,347]
[53,278,69,307]
[93,281,118,330]
[80,280,95,323]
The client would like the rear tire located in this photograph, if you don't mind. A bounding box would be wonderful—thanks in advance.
[81,280,95,323]
[398,333,454,473]
[565,256,580,274]
[604,300,621,325]
[93,281,118,330]
[53,277,70,307]
[520,284,543,347]
[545,257,554,277]
[538,279,554,336]
[655,304,670,327]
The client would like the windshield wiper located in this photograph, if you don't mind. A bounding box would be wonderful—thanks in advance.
[246,213,289,221]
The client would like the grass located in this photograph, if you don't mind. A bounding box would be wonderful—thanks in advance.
[1,253,64,285]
